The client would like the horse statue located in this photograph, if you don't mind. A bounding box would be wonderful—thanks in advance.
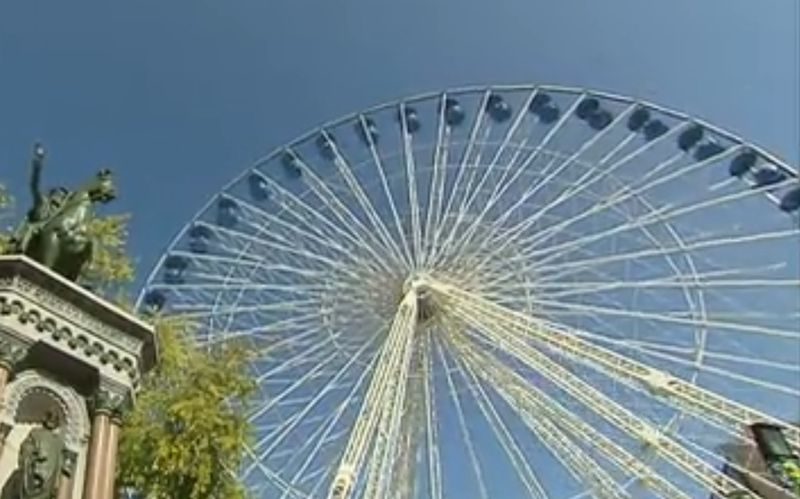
[4,143,116,282]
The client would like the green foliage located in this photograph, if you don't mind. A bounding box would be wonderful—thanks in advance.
[82,213,136,293]
[118,317,256,499]
[0,184,13,253]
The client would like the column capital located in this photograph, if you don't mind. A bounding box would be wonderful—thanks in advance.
[91,383,132,423]
[0,334,29,372]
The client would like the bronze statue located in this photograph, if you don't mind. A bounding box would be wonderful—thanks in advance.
[5,143,116,281]
[1,410,67,499]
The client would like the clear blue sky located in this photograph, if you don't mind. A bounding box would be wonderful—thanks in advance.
[1,0,797,290]
[1,2,798,497]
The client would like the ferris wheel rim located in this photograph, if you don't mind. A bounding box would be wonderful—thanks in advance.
[135,82,799,308]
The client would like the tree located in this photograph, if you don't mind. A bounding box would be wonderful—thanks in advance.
[118,316,256,499]
[0,176,255,498]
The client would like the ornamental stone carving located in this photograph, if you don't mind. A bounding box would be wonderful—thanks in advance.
[92,384,132,423]
[0,336,28,372]
[0,294,140,383]
[0,370,91,450]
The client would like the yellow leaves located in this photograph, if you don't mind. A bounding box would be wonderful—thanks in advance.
[118,316,255,499]
[81,213,135,291]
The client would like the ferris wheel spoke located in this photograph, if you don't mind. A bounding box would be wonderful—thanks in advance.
[449,94,585,262]
[249,334,380,476]
[428,279,800,451]
[359,115,416,267]
[524,227,799,283]
[455,340,691,499]
[281,352,381,498]
[454,343,632,499]
[513,152,792,266]
[323,137,412,271]
[527,297,798,340]
[327,289,418,499]
[192,310,323,348]
[456,348,643,499]
[443,304,755,497]
[252,331,336,385]
[532,273,798,301]
[227,193,382,276]
[435,335,490,499]
[470,102,641,265]
[225,188,353,254]
[168,299,319,321]
[573,330,800,396]
[247,168,397,275]
[174,224,369,282]
[496,143,685,265]
[451,347,551,499]
[422,94,453,267]
[398,103,424,268]
[435,89,539,265]
[601,340,800,397]
[247,349,342,437]
[429,90,491,264]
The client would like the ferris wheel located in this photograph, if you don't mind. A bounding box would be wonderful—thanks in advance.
[137,84,800,499]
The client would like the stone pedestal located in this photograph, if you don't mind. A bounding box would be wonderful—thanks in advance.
[0,255,157,499]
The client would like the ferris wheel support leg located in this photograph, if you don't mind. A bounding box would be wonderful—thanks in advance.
[453,336,691,499]
[422,279,759,498]
[327,289,419,499]
[426,279,800,451]
[447,336,630,498]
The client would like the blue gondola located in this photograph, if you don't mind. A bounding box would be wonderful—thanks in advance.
[443,98,465,126]
[588,109,614,131]
[356,117,380,145]
[528,93,552,114]
[539,105,560,124]
[780,186,800,213]
[694,142,726,161]
[643,120,669,141]
[248,172,270,201]
[575,98,600,120]
[678,124,704,152]
[729,150,757,177]
[316,132,337,160]
[142,290,166,311]
[627,107,650,132]
[753,167,787,188]
[486,94,512,123]
[281,152,302,178]
[217,197,239,228]
[188,225,212,254]
[398,106,421,133]
[163,255,188,285]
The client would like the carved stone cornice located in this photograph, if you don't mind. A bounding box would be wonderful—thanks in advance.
[0,256,157,373]
[0,293,140,383]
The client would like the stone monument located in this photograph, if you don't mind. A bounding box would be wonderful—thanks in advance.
[0,145,157,498]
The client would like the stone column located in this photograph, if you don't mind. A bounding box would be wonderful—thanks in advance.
[102,417,122,497]
[84,389,126,499]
